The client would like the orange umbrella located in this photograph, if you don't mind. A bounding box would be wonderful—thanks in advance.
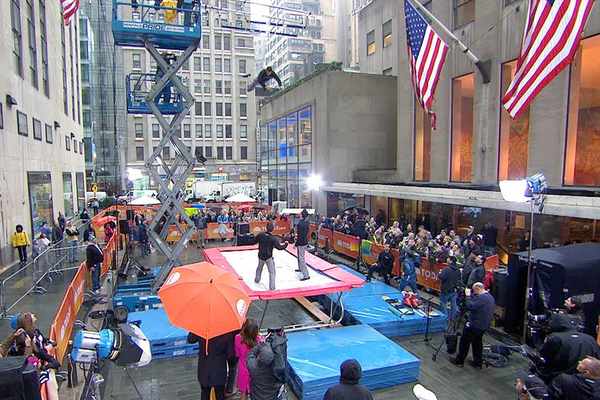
[158,262,250,340]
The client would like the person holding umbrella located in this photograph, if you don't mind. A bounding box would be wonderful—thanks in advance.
[187,332,235,400]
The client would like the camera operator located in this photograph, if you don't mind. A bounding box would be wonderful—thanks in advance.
[438,256,461,321]
[450,282,495,369]
[536,314,600,382]
[516,356,600,400]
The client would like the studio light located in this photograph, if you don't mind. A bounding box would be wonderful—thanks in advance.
[499,172,547,203]
[305,174,323,192]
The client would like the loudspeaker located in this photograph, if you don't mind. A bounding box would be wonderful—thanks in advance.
[237,233,255,246]
[492,269,509,308]
[119,220,130,234]
[238,223,250,235]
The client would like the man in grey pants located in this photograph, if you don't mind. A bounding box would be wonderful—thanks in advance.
[254,222,289,290]
[294,209,311,281]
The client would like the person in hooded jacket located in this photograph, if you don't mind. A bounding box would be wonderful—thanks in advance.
[187,332,235,400]
[247,341,283,400]
[323,359,373,400]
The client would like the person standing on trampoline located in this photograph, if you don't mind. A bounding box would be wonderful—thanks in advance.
[253,222,288,290]
[294,209,311,281]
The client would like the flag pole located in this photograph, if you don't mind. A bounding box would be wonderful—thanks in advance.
[406,0,491,83]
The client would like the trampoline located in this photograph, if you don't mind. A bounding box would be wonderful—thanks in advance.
[203,245,364,301]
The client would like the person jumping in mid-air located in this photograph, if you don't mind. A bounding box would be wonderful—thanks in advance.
[244,66,282,93]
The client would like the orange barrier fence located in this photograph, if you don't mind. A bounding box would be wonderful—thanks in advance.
[416,258,442,292]
[332,231,361,259]
[49,216,118,362]
[165,220,293,243]
[360,240,403,276]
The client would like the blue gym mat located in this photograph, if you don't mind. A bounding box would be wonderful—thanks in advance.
[129,309,198,358]
[113,292,162,312]
[286,325,420,400]
[317,265,447,337]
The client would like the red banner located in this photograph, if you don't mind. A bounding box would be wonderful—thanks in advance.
[332,231,361,259]
[416,258,443,292]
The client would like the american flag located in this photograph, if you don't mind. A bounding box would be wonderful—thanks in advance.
[60,0,80,25]
[503,0,595,119]
[404,0,448,118]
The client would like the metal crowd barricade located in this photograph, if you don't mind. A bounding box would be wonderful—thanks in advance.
[0,219,93,318]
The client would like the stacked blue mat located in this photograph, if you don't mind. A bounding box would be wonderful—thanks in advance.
[129,309,198,360]
[318,265,447,337]
[286,325,420,400]
[113,268,162,312]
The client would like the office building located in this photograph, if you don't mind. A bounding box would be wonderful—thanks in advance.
[263,0,600,249]
[264,0,338,85]
[122,0,257,184]
[79,0,128,193]
[0,0,85,266]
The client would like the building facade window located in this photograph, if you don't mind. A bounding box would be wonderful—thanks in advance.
[65,135,70,150]
[195,102,202,115]
[28,172,53,238]
[454,0,475,28]
[239,103,247,117]
[367,30,375,56]
[215,33,222,50]
[194,56,201,71]
[450,73,474,182]
[205,124,212,138]
[225,124,232,138]
[62,172,74,217]
[564,35,600,186]
[224,81,232,95]
[45,123,52,143]
[25,0,38,88]
[240,124,247,138]
[224,58,231,73]
[162,146,170,160]
[223,34,231,50]
[202,33,210,49]
[239,59,247,74]
[195,123,202,138]
[217,146,224,160]
[203,79,211,94]
[205,146,213,158]
[203,57,211,71]
[240,146,248,160]
[225,102,232,116]
[17,111,28,136]
[216,103,223,116]
[183,123,191,138]
[383,20,392,48]
[39,0,49,96]
[135,121,143,138]
[132,53,142,69]
[216,80,223,94]
[204,102,212,116]
[61,23,67,114]
[194,78,202,94]
[215,58,222,72]
[11,0,23,76]
[499,60,529,181]
[135,146,144,161]
[216,124,224,138]
[33,118,42,141]
[225,146,233,160]
[414,100,431,181]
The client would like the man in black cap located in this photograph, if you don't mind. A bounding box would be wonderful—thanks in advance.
[323,359,373,400]
[294,209,310,281]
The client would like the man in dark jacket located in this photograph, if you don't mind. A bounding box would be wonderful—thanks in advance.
[450,282,495,368]
[187,332,235,400]
[253,222,289,290]
[366,244,394,284]
[323,359,373,400]
[247,341,283,400]
[85,233,104,292]
[294,209,310,281]
[398,244,420,293]
[439,256,462,320]
[246,66,282,93]
[461,253,477,286]
[467,255,486,288]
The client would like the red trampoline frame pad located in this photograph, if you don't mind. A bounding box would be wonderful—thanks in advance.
[203,245,365,300]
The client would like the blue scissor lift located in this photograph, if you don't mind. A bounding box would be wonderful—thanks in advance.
[113,0,201,290]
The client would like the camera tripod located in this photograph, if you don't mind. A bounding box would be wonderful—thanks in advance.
[432,302,466,362]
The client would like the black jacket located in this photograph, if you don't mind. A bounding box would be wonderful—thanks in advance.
[540,331,600,378]
[253,232,287,261]
[439,263,461,294]
[551,372,600,400]
[85,243,103,268]
[481,225,498,247]
[258,69,282,88]
[323,359,373,400]
[461,259,476,286]
[187,332,235,387]
[376,251,394,272]
[465,291,495,331]
[295,219,310,246]
[352,219,368,240]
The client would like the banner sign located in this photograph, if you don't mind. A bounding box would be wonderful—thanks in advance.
[332,231,361,259]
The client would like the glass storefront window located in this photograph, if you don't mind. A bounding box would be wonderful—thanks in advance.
[451,73,474,182]
[76,172,85,213]
[63,172,74,218]
[278,118,287,164]
[287,112,297,146]
[414,100,431,181]
[499,60,529,181]
[299,107,312,145]
[268,121,277,148]
[28,172,54,239]
[564,35,600,186]
[299,163,312,208]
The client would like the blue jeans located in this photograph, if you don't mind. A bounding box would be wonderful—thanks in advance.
[398,276,418,293]
[440,291,458,320]
[91,263,101,291]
